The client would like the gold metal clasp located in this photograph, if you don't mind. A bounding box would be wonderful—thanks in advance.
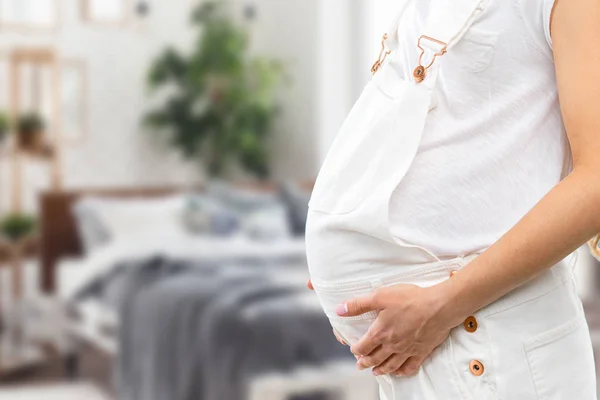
[371,34,391,75]
[413,35,447,83]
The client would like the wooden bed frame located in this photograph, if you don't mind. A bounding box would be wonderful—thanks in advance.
[39,182,312,293]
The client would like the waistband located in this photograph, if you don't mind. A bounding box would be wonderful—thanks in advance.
[312,252,578,322]
[311,250,484,293]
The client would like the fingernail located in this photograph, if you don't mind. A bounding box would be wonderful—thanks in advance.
[372,369,380,376]
[335,303,348,316]
[356,361,365,370]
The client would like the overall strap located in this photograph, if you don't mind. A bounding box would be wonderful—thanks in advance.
[371,0,413,74]
[416,0,487,85]
[422,0,488,51]
[372,0,488,84]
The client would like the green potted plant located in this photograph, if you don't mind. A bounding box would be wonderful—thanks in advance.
[0,112,9,145]
[0,213,37,243]
[144,1,287,179]
[17,112,45,152]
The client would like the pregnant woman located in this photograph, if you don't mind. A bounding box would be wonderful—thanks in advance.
[305,0,599,398]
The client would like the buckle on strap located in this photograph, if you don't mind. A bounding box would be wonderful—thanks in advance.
[371,34,391,75]
[414,35,448,83]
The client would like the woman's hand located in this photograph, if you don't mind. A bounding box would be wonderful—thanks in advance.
[337,283,463,376]
[306,279,314,291]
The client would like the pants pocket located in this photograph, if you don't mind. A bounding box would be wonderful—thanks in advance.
[524,307,597,400]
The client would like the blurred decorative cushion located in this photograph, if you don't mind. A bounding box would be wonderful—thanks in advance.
[279,182,311,236]
[183,195,241,237]
[207,180,280,211]
[184,181,292,240]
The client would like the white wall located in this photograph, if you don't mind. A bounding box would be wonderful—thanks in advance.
[0,0,397,214]
[316,0,354,163]
[0,0,327,214]
[315,0,405,163]
[0,0,201,213]
[236,0,321,180]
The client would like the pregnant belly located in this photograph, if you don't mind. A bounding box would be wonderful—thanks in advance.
[305,209,451,287]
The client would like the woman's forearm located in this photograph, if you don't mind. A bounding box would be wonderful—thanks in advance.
[435,166,600,325]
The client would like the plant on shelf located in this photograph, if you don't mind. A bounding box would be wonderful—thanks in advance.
[17,112,45,152]
[0,112,9,145]
[0,213,37,243]
[144,1,287,178]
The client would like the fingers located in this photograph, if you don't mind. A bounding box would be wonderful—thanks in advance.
[307,279,314,291]
[336,293,379,317]
[373,353,412,376]
[351,322,383,356]
[333,328,347,346]
[356,345,391,370]
[394,356,423,377]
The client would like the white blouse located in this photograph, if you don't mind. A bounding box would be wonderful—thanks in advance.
[388,0,565,257]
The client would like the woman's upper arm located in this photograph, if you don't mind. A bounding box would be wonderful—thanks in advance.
[551,0,600,169]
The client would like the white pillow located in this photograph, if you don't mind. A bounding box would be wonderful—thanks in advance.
[72,199,111,253]
[74,195,188,246]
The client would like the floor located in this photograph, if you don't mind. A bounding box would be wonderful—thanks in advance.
[0,343,113,389]
[0,262,114,397]
[0,382,111,400]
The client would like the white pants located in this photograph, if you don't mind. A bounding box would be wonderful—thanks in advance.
[310,252,597,399]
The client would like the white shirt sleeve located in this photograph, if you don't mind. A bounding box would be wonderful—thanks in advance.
[542,0,557,49]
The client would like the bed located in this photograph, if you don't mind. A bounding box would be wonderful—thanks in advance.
[38,182,378,400]
[40,184,282,293]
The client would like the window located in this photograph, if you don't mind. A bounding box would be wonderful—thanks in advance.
[82,0,128,25]
[0,0,59,30]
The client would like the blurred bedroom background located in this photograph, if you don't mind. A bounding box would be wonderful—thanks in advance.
[0,0,599,399]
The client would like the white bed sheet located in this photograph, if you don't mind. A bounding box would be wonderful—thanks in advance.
[56,256,119,355]
[60,233,307,301]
